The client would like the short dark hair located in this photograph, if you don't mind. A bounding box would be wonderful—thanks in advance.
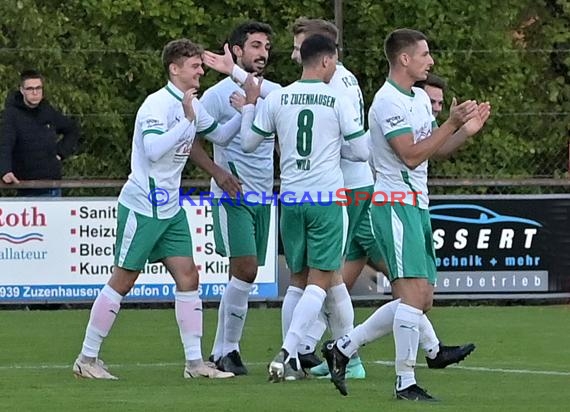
[20,69,43,85]
[161,39,204,75]
[300,34,337,67]
[415,73,447,91]
[292,17,338,42]
[228,21,273,61]
[384,28,428,65]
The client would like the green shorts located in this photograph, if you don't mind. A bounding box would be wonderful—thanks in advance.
[344,185,383,263]
[370,202,437,285]
[280,203,347,274]
[212,200,271,265]
[114,203,192,271]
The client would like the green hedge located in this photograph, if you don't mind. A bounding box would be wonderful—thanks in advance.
[1,0,568,185]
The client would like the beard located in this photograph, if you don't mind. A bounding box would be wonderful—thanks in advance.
[242,59,266,75]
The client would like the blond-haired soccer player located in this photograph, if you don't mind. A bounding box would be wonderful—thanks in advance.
[73,39,243,380]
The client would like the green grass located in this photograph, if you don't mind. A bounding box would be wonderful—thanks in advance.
[1,306,569,411]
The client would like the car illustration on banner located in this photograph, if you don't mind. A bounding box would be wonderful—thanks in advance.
[429,204,542,227]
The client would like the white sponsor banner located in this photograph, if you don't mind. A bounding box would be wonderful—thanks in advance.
[0,199,278,303]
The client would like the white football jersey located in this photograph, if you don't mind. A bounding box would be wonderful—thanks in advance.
[329,63,374,189]
[369,79,437,208]
[252,79,365,202]
[201,77,281,202]
[119,81,216,218]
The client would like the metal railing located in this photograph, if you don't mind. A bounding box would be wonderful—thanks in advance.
[2,178,570,191]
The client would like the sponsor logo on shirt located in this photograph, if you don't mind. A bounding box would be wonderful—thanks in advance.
[145,118,163,128]
[386,115,404,127]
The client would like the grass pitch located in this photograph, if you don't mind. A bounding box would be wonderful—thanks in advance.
[1,305,569,411]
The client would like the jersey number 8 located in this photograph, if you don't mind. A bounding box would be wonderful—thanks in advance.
[296,109,314,156]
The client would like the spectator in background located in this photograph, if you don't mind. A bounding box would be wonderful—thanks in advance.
[0,69,79,197]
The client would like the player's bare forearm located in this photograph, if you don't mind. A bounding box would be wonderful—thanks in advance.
[189,139,242,197]
[434,101,492,159]
[389,121,457,169]
[433,128,470,158]
[189,139,216,175]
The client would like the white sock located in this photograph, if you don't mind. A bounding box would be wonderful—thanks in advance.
[211,296,225,361]
[222,277,252,355]
[298,309,327,355]
[281,286,303,340]
[175,290,203,362]
[282,285,326,357]
[325,283,354,340]
[337,299,400,357]
[419,314,440,359]
[393,302,422,391]
[81,284,123,358]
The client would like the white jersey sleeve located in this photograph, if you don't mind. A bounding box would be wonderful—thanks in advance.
[140,100,195,162]
[251,96,276,138]
[139,103,168,136]
[193,98,240,146]
[194,99,218,135]
[231,65,282,98]
[336,94,366,141]
[199,88,223,120]
[373,98,413,140]
[239,104,258,152]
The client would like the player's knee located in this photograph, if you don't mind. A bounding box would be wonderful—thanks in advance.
[423,297,433,312]
[233,270,257,283]
[175,273,199,292]
[109,267,139,295]
[173,265,199,292]
[290,272,307,289]
[229,256,258,282]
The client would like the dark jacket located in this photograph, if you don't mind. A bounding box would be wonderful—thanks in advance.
[0,91,79,180]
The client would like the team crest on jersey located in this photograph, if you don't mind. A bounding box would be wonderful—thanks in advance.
[386,115,405,127]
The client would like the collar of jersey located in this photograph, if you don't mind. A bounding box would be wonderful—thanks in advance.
[297,79,323,83]
[387,78,414,97]
[165,81,184,102]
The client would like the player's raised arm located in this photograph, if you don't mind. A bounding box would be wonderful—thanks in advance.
[194,98,241,148]
[379,97,478,170]
[240,75,270,153]
[142,89,197,162]
[203,43,280,98]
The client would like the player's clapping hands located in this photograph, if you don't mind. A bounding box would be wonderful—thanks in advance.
[448,97,479,129]
[459,102,491,137]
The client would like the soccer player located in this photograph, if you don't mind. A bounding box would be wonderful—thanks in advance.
[239,33,369,382]
[201,24,362,378]
[293,20,477,380]
[72,38,243,380]
[322,29,491,400]
[288,17,375,379]
[191,21,281,376]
